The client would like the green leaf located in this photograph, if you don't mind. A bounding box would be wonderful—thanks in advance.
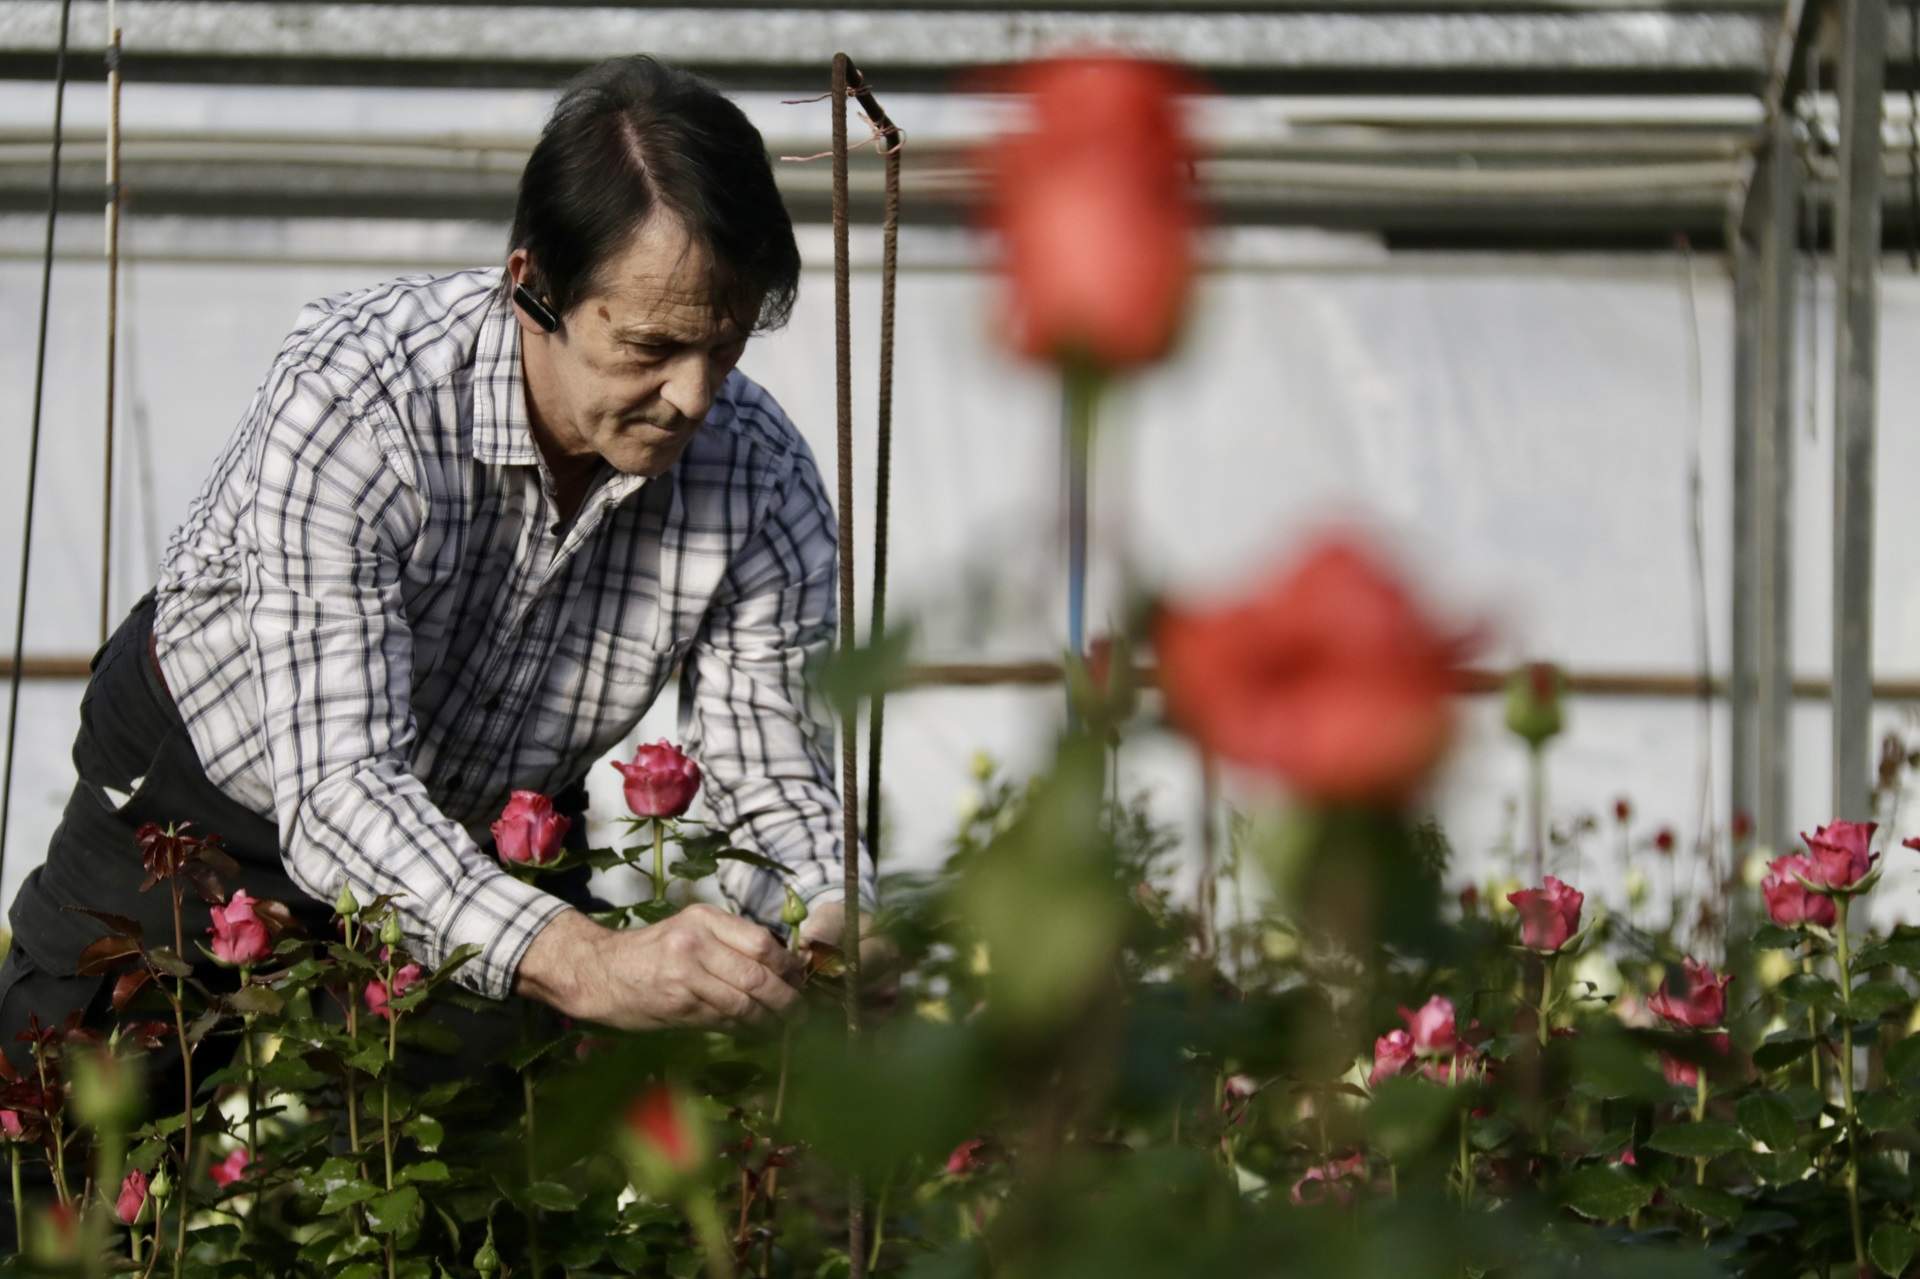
[320,1179,381,1214]
[1853,938,1920,971]
[1736,1093,1797,1152]
[1645,1121,1747,1159]
[715,847,792,876]
[1871,1223,1919,1278]
[146,947,193,978]
[528,1180,585,1212]
[1857,1091,1920,1133]
[1753,1035,1816,1071]
[427,943,483,989]
[1780,972,1844,1014]
[403,1116,444,1152]
[337,1266,382,1279]
[226,986,285,1016]
[1365,1076,1458,1163]
[1753,924,1807,950]
[1777,1085,1826,1123]
[1561,1165,1656,1222]
[397,1160,450,1185]
[1667,1183,1745,1223]
[1847,981,1912,1021]
[507,1036,570,1073]
[259,1053,330,1091]
[627,900,678,927]
[1887,1036,1920,1083]
[365,1186,423,1235]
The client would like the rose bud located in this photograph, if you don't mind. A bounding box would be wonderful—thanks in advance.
[491,790,571,867]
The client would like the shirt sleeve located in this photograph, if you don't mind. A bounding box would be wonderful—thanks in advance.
[679,436,877,925]
[242,360,569,999]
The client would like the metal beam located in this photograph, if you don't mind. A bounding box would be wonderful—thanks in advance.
[1730,219,1760,839]
[0,2,1777,95]
[1753,107,1798,855]
[1830,0,1886,820]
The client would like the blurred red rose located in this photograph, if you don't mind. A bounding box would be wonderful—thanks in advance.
[1368,1029,1414,1089]
[1155,534,1474,806]
[1508,876,1584,952]
[1762,854,1837,928]
[975,54,1205,372]
[1648,958,1731,1030]
[491,790,571,867]
[363,962,424,1022]
[210,1148,250,1189]
[115,1169,148,1225]
[1800,820,1878,891]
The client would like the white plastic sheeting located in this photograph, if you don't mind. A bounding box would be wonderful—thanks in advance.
[5,214,1920,942]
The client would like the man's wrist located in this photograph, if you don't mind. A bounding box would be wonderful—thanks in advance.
[513,907,604,1016]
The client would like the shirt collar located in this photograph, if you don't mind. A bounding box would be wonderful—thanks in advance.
[471,276,543,467]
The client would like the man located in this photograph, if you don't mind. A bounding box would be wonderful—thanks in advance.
[0,54,880,1077]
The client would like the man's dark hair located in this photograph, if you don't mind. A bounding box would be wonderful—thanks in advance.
[508,55,800,333]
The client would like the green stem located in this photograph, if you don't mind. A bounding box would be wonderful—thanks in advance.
[653,821,667,903]
[867,1175,888,1271]
[10,1144,21,1250]
[1836,896,1865,1272]
[687,1191,736,1279]
[1538,956,1553,1049]
[1457,1108,1472,1209]
[525,1068,543,1279]
[243,1008,259,1160]
[383,955,397,1279]
[1693,1071,1708,1188]
[1805,956,1824,1098]
[171,882,190,1279]
[1528,743,1547,884]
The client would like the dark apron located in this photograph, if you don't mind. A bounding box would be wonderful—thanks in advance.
[0,591,599,1070]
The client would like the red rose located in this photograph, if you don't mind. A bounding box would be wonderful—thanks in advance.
[491,790,571,867]
[1800,820,1878,891]
[210,1147,250,1188]
[945,1137,995,1177]
[0,1110,22,1140]
[1762,854,1837,928]
[611,741,702,819]
[1653,827,1676,855]
[363,962,424,1022]
[1400,995,1457,1057]
[1154,534,1473,806]
[208,890,271,968]
[975,55,1204,373]
[1367,1029,1414,1089]
[625,1084,701,1175]
[1647,958,1731,1030]
[1289,1151,1367,1207]
[114,1169,148,1225]
[1508,876,1584,952]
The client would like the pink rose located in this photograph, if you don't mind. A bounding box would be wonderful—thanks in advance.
[1289,1151,1367,1207]
[1647,958,1731,1030]
[0,1110,22,1140]
[1399,995,1457,1057]
[491,791,571,867]
[1800,820,1878,891]
[1904,835,1920,853]
[945,1137,995,1177]
[115,1169,148,1225]
[1660,1033,1730,1089]
[1762,854,1837,928]
[363,962,424,1022]
[1508,876,1584,952]
[1367,1029,1414,1089]
[611,741,703,819]
[210,1147,250,1188]
[208,890,271,968]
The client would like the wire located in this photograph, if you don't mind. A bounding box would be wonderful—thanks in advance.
[0,0,74,906]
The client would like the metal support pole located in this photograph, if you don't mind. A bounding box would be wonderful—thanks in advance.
[1755,109,1798,855]
[1730,226,1760,843]
[1830,0,1887,821]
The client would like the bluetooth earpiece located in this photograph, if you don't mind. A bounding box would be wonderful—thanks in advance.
[512,281,561,334]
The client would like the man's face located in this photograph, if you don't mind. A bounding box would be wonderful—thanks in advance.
[513,212,751,478]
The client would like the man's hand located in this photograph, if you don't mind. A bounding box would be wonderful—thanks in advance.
[516,904,804,1032]
[797,899,897,986]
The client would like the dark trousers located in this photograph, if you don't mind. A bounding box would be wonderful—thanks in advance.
[0,594,596,1249]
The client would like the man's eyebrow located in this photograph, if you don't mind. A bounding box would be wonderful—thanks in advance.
[612,324,745,345]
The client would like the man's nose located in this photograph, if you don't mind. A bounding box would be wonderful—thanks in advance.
[659,352,717,425]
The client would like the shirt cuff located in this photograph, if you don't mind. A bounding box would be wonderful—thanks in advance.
[428,866,573,1000]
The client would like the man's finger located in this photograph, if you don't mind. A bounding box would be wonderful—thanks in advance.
[699,945,800,1020]
[697,907,804,978]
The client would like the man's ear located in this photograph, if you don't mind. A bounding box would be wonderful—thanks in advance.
[507,249,561,335]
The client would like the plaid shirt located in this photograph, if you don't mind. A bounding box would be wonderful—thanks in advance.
[153,267,873,999]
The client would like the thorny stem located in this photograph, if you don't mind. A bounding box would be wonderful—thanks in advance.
[342,915,367,1242]
[867,1175,889,1271]
[1805,955,1824,1098]
[242,1003,259,1160]
[1835,896,1865,1273]
[653,821,667,903]
[10,1144,22,1247]
[170,881,190,1279]
[1538,956,1553,1049]
[1527,743,1547,885]
[32,1045,69,1206]
[382,949,398,1279]
[760,926,804,1279]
